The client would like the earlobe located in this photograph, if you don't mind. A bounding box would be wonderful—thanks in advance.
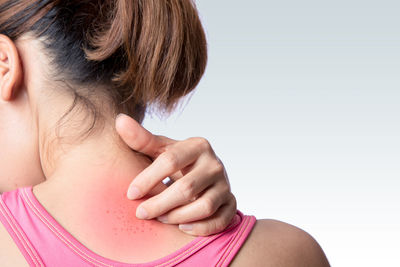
[0,34,23,101]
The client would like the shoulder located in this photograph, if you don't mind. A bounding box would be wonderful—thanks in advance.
[230,219,330,267]
[0,196,29,267]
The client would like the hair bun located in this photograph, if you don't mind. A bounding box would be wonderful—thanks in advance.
[85,0,208,115]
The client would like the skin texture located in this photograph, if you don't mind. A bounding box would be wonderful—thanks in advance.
[0,37,44,192]
[0,33,228,262]
[0,224,29,267]
[0,33,330,265]
[115,115,237,235]
[33,150,196,262]
[230,220,330,267]
[0,33,197,262]
[0,32,237,237]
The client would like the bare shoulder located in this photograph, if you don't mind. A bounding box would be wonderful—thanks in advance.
[0,222,29,267]
[230,219,330,267]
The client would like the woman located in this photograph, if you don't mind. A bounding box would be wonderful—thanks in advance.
[0,0,330,266]
[0,1,236,237]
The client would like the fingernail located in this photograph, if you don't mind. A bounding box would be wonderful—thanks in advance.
[136,206,148,219]
[127,186,141,200]
[179,224,193,231]
[157,215,168,223]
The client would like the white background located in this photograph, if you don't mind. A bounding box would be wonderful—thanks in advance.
[143,1,400,266]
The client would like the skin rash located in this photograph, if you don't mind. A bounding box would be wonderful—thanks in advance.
[80,184,174,260]
[33,152,196,263]
[0,35,196,263]
[78,176,182,260]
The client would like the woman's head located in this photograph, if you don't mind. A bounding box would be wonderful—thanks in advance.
[0,0,207,192]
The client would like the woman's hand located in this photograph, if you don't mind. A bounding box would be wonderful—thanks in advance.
[115,114,237,236]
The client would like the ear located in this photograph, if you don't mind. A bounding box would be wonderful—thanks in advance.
[0,34,23,101]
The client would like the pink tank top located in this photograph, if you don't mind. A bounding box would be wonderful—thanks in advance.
[0,187,256,266]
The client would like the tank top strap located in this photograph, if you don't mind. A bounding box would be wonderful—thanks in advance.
[1,187,257,267]
[215,211,256,266]
[0,194,44,266]
[171,211,257,267]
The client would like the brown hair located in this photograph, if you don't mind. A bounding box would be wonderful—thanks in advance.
[0,0,207,131]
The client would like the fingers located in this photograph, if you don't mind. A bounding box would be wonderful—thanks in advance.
[179,195,237,236]
[134,165,214,219]
[156,182,231,224]
[115,113,175,158]
[127,138,206,200]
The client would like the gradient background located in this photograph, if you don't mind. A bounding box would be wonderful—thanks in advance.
[142,1,400,266]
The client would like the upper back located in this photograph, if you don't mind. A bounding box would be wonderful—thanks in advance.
[0,187,257,267]
[0,222,29,267]
[0,192,32,266]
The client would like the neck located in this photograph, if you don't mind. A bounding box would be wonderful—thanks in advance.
[36,134,160,197]
[33,132,195,262]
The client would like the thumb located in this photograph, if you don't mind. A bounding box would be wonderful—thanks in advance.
[115,113,176,158]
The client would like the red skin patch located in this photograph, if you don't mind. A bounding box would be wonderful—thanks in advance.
[33,152,196,263]
[69,167,194,262]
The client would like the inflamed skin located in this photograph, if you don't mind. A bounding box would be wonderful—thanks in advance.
[33,146,196,262]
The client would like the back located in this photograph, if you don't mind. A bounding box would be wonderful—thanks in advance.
[0,187,256,266]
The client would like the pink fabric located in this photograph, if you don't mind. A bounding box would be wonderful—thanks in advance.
[0,187,256,266]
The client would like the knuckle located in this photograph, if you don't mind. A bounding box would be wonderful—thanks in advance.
[208,221,220,233]
[192,137,211,151]
[229,194,237,210]
[160,152,179,172]
[219,185,231,198]
[224,183,233,194]
[201,198,217,217]
[176,179,196,201]
[213,182,231,199]
[232,195,237,211]
[212,161,224,174]
[217,216,230,231]
[218,211,235,232]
